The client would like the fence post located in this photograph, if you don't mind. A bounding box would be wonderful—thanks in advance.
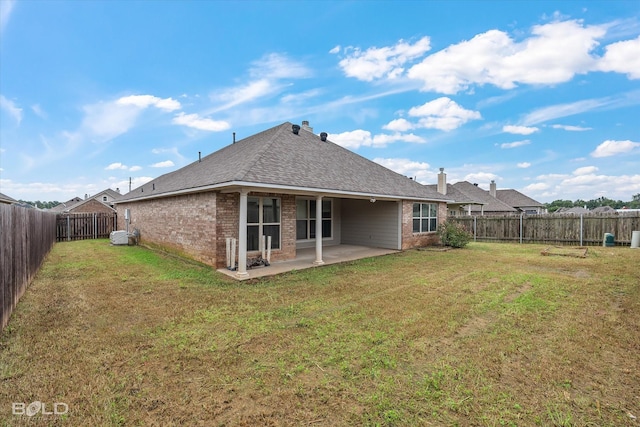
[93,213,97,239]
[580,213,583,246]
[519,213,523,244]
[473,216,477,242]
[66,215,70,241]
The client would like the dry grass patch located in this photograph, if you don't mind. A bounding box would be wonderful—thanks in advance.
[1,240,639,426]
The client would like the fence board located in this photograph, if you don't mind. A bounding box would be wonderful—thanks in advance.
[55,212,117,242]
[1,205,57,330]
[451,212,640,246]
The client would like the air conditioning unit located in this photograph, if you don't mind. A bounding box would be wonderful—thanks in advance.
[110,230,129,245]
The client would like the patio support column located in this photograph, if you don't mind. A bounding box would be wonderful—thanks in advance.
[236,189,249,278]
[314,195,324,265]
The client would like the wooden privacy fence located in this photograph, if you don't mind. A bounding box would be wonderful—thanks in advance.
[450,212,640,246]
[1,204,57,330]
[56,212,117,242]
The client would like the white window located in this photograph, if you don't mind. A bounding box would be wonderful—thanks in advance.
[413,203,438,233]
[247,197,281,251]
[296,199,332,240]
[102,196,108,202]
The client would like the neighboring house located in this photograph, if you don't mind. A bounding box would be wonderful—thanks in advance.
[51,189,122,213]
[0,192,18,205]
[555,206,590,214]
[451,180,544,215]
[591,206,616,213]
[424,168,485,216]
[115,121,452,278]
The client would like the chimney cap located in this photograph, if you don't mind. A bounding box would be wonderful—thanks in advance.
[439,167,444,172]
[292,124,300,134]
[320,132,328,142]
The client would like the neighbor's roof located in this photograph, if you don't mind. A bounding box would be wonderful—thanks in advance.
[452,181,517,212]
[423,183,484,205]
[50,196,83,212]
[495,189,543,208]
[119,122,451,203]
[0,192,18,204]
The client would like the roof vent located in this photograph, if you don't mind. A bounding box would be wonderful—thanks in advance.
[292,124,300,135]
[320,132,328,142]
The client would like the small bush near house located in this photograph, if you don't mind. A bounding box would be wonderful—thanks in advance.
[438,220,472,248]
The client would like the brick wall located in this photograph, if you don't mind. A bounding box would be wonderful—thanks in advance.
[401,200,447,249]
[117,192,218,265]
[70,198,115,214]
[117,190,298,269]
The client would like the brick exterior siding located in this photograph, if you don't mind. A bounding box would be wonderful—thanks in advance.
[117,190,298,269]
[117,191,446,270]
[400,200,447,249]
[69,198,115,214]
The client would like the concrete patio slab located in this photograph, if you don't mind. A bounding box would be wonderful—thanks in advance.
[217,245,399,280]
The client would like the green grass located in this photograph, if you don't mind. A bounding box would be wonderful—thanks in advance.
[0,240,638,426]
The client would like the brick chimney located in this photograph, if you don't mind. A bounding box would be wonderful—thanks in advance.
[437,168,447,195]
[490,180,497,197]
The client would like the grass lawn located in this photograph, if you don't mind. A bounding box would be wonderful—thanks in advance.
[1,240,638,426]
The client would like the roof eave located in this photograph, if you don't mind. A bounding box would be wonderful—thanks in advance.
[116,181,454,204]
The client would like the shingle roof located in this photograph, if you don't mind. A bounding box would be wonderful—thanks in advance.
[452,181,517,212]
[50,197,83,212]
[495,189,543,208]
[0,192,18,204]
[119,122,451,203]
[423,184,484,205]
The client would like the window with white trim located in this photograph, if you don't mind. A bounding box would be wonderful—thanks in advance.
[413,203,438,233]
[296,199,332,240]
[247,197,281,251]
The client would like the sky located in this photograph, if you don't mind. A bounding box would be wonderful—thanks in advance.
[1,0,639,204]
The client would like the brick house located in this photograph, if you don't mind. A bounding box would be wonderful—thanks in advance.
[115,122,451,278]
[51,188,122,213]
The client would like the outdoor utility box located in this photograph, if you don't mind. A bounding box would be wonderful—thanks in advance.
[110,230,129,245]
[603,233,615,247]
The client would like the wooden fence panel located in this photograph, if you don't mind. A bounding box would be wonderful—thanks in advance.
[451,212,640,246]
[1,205,57,330]
[55,212,117,242]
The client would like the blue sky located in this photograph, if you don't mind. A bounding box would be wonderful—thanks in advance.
[1,0,639,203]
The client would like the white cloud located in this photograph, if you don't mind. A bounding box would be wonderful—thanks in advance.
[523,97,612,126]
[573,166,599,175]
[383,118,413,132]
[337,36,431,82]
[329,129,425,149]
[0,0,15,33]
[250,53,311,80]
[79,94,182,143]
[151,160,175,168]
[501,140,531,149]
[551,124,592,131]
[105,162,128,170]
[373,158,433,182]
[523,182,550,191]
[329,45,341,54]
[172,112,230,131]
[116,95,181,111]
[598,36,640,79]
[517,162,532,168]
[463,172,499,184]
[0,95,23,125]
[407,20,605,94]
[407,97,481,131]
[129,165,142,172]
[31,104,47,119]
[591,140,640,157]
[503,125,538,135]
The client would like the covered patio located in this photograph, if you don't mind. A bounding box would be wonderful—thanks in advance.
[217,244,399,281]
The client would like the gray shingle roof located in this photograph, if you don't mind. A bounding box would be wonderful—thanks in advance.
[119,122,450,202]
[423,183,484,205]
[495,189,543,208]
[452,181,517,212]
[0,192,18,204]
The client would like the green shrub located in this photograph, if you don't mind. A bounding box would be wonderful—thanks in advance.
[438,221,472,248]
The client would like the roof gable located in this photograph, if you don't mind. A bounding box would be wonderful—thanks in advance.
[120,122,449,202]
[452,181,517,212]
